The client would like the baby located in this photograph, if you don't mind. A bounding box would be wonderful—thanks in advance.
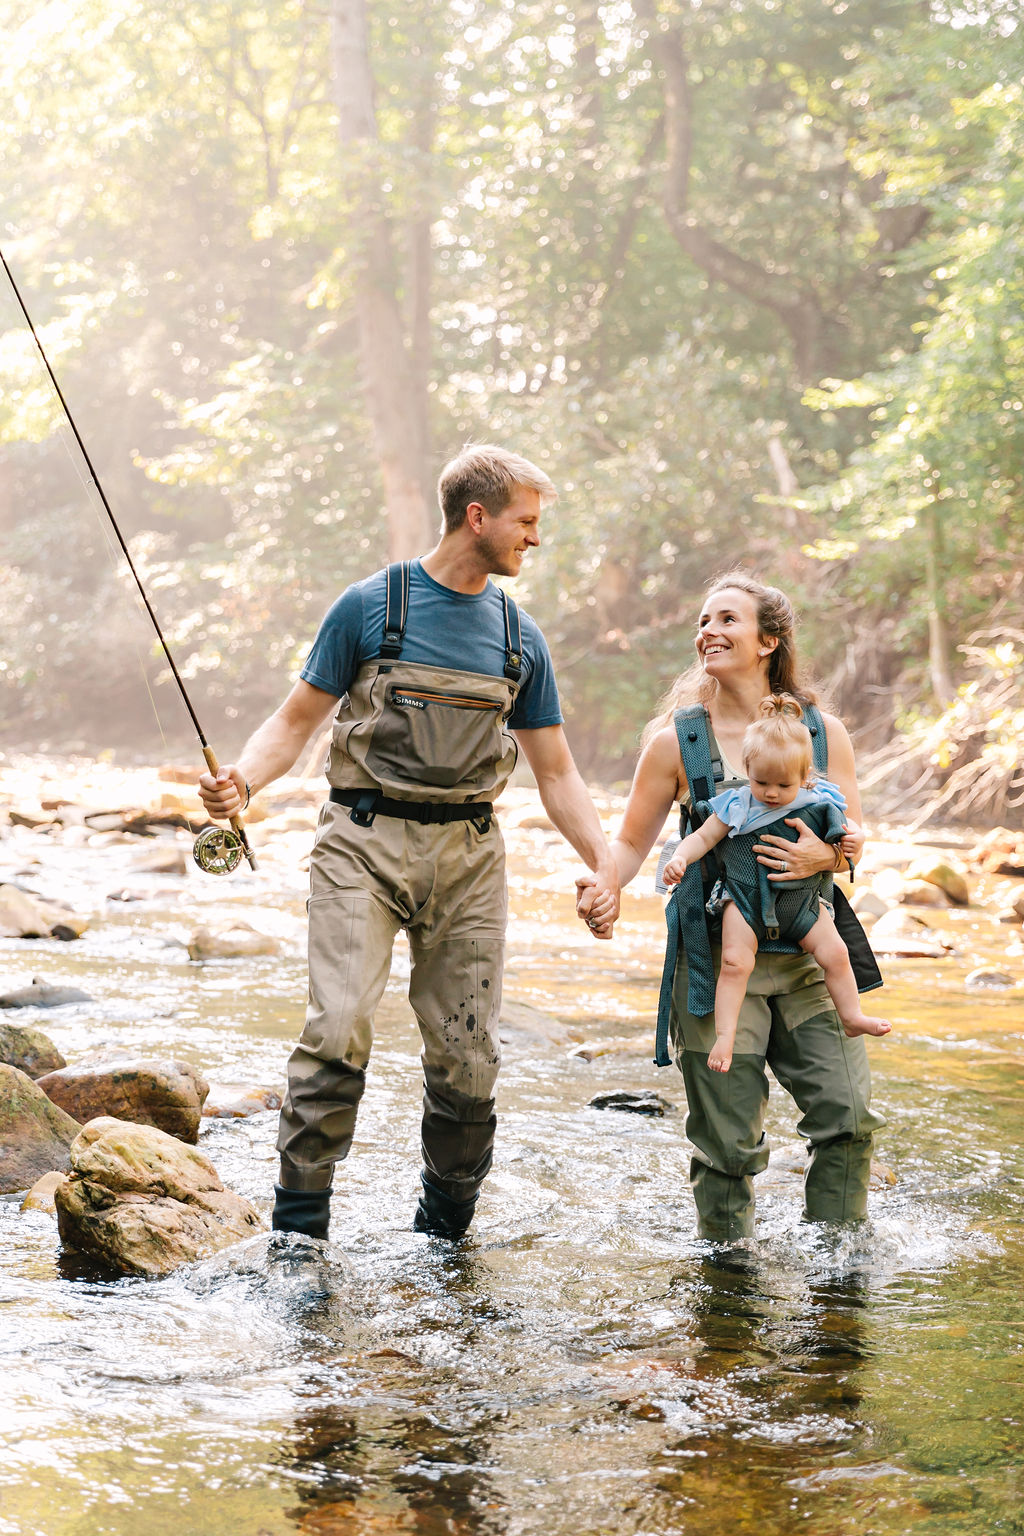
[662,693,891,1072]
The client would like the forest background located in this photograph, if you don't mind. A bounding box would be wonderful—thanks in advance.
[1,0,1022,825]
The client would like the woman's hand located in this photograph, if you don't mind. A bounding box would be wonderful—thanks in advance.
[575,873,616,939]
[754,819,835,882]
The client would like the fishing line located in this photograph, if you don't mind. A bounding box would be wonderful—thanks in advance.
[0,247,255,873]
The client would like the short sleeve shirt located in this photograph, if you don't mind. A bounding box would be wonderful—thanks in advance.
[300,560,563,731]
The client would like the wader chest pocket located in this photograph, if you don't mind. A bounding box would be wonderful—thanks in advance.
[366,684,509,789]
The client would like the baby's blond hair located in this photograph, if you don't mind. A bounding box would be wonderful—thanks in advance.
[742,693,813,780]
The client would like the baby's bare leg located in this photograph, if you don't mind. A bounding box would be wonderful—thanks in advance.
[710,903,758,1072]
[800,907,891,1038]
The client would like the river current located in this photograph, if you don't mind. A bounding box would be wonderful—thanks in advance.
[1,776,1022,1536]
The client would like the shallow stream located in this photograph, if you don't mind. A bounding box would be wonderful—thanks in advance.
[1,784,1022,1536]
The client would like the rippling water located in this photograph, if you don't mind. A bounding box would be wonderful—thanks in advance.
[1,807,1022,1535]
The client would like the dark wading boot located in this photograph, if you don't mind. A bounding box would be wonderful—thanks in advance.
[272,1184,332,1240]
[413,1176,477,1239]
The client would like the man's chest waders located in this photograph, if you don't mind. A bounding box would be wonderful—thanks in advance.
[653,701,885,1244]
[275,564,525,1240]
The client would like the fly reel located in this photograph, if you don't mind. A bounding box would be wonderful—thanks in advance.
[193,826,245,876]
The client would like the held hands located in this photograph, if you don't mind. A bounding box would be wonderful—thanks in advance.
[575,872,618,940]
[198,765,249,822]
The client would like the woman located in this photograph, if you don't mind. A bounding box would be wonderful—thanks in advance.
[578,573,884,1243]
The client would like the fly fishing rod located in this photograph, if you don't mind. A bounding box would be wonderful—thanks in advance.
[1,247,255,875]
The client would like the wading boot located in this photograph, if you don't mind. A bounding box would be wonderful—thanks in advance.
[413,1176,477,1239]
[271,1184,332,1240]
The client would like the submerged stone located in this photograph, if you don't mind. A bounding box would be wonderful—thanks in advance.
[187,923,281,960]
[0,1063,81,1193]
[55,1117,263,1278]
[36,1059,210,1143]
[587,1090,675,1116]
[0,976,93,1009]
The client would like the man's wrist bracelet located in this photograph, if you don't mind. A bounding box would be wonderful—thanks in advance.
[242,781,252,811]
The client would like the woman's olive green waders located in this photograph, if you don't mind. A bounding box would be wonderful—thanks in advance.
[274,566,523,1240]
[658,705,884,1244]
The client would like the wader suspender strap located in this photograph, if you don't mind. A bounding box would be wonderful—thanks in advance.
[379,561,411,660]
[654,706,723,1066]
[501,589,523,682]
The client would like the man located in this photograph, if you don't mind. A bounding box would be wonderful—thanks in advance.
[199,444,620,1242]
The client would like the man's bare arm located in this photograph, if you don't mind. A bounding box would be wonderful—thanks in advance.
[198,679,340,820]
[512,725,620,929]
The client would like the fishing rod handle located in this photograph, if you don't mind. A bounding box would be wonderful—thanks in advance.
[201,745,258,871]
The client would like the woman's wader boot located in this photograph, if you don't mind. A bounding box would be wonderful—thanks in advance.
[272,1184,333,1240]
[413,1175,477,1239]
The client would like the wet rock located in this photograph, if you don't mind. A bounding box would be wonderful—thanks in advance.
[0,1021,66,1078]
[498,998,581,1048]
[187,922,281,960]
[903,856,970,906]
[0,885,89,940]
[964,967,1015,991]
[970,828,1024,877]
[569,1033,657,1062]
[131,844,190,875]
[54,1117,263,1278]
[587,1090,675,1116]
[36,1059,210,1143]
[0,976,93,1009]
[899,878,952,909]
[0,1063,81,1193]
[869,909,953,958]
[848,888,890,921]
[21,1170,67,1214]
[202,1084,283,1119]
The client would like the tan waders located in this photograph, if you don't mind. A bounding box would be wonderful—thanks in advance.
[275,564,524,1240]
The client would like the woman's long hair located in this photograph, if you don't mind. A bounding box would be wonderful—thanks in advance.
[642,571,820,744]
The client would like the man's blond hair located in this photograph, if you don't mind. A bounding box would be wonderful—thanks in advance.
[437,443,557,532]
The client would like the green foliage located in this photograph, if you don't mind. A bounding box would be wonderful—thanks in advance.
[1,0,1020,795]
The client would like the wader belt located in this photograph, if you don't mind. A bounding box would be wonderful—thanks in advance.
[329,786,493,831]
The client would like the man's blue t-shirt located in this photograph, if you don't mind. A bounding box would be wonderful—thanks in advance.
[301,560,563,731]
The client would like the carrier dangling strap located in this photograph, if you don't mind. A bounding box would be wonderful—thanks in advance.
[501,588,523,682]
[380,561,411,659]
[652,707,721,1066]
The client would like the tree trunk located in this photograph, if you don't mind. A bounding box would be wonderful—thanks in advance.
[922,497,955,705]
[329,0,433,558]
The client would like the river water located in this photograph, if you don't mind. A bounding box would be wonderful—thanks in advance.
[1,782,1022,1536]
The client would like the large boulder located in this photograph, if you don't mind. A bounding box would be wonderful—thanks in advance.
[0,1063,81,1193]
[36,1059,210,1144]
[55,1117,263,1278]
[0,1020,66,1078]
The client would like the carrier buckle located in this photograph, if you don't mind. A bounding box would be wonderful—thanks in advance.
[470,812,493,834]
[349,791,380,827]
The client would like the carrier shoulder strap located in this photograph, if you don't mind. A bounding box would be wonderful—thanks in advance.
[380,561,411,659]
[802,701,829,774]
[500,588,523,682]
[673,705,724,809]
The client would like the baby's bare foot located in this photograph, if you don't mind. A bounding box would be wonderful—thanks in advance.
[841,1015,891,1039]
[707,1043,733,1072]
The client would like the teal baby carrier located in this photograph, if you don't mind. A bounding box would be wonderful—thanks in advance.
[653,703,882,1066]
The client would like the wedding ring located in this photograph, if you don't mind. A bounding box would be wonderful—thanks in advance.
[779,860,789,872]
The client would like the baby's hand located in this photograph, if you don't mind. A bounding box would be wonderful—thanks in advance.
[662,853,687,887]
[839,832,859,860]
